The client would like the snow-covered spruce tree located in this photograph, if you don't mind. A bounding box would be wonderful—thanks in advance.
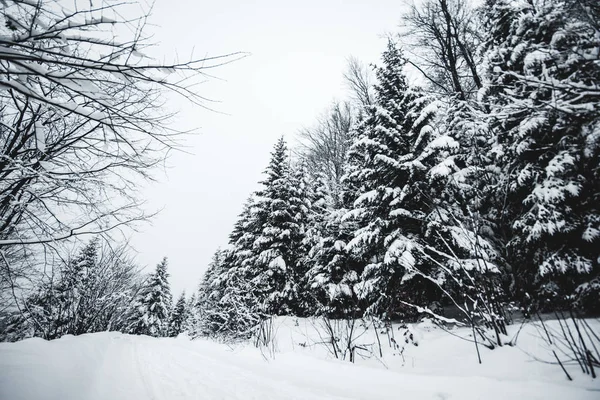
[195,249,238,337]
[128,257,172,337]
[383,0,513,337]
[212,199,269,338]
[481,0,600,312]
[195,139,314,339]
[243,137,310,315]
[167,292,188,337]
[341,41,444,320]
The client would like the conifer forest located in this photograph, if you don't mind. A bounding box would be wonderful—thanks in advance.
[1,0,599,399]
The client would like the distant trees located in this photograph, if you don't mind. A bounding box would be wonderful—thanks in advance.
[127,257,173,337]
[0,0,237,342]
[297,102,354,200]
[0,240,184,342]
[168,292,188,337]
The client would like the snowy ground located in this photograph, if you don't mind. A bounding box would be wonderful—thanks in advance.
[1,319,599,400]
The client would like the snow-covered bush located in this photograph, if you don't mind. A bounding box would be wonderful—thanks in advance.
[1,238,142,341]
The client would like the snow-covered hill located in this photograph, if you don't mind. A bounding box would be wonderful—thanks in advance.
[1,319,599,400]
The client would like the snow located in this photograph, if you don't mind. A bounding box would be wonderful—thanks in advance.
[429,157,457,177]
[268,256,286,271]
[518,116,547,138]
[354,189,378,207]
[34,121,45,152]
[412,101,440,128]
[582,224,599,242]
[428,135,459,150]
[333,240,345,251]
[523,49,553,73]
[1,319,599,400]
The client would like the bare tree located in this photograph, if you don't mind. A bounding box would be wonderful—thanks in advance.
[400,0,482,100]
[344,57,374,108]
[0,0,243,254]
[297,101,354,200]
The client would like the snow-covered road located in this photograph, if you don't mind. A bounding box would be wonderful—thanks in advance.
[1,332,598,400]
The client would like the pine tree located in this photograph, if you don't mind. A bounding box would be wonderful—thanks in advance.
[129,257,173,337]
[482,0,600,311]
[195,138,314,339]
[212,200,270,338]
[250,137,294,313]
[167,292,187,337]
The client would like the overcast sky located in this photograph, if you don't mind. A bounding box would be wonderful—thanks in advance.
[131,0,409,296]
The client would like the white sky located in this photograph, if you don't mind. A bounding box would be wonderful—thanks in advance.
[131,0,408,296]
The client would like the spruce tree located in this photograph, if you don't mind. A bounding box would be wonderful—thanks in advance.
[196,249,240,337]
[342,41,444,318]
[482,0,600,311]
[245,137,308,314]
[129,257,173,337]
[199,138,313,337]
[183,292,200,335]
[168,292,188,337]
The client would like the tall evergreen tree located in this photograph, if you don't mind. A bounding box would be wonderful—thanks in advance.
[196,138,314,339]
[182,292,200,335]
[196,249,241,337]
[342,41,444,318]
[235,137,309,315]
